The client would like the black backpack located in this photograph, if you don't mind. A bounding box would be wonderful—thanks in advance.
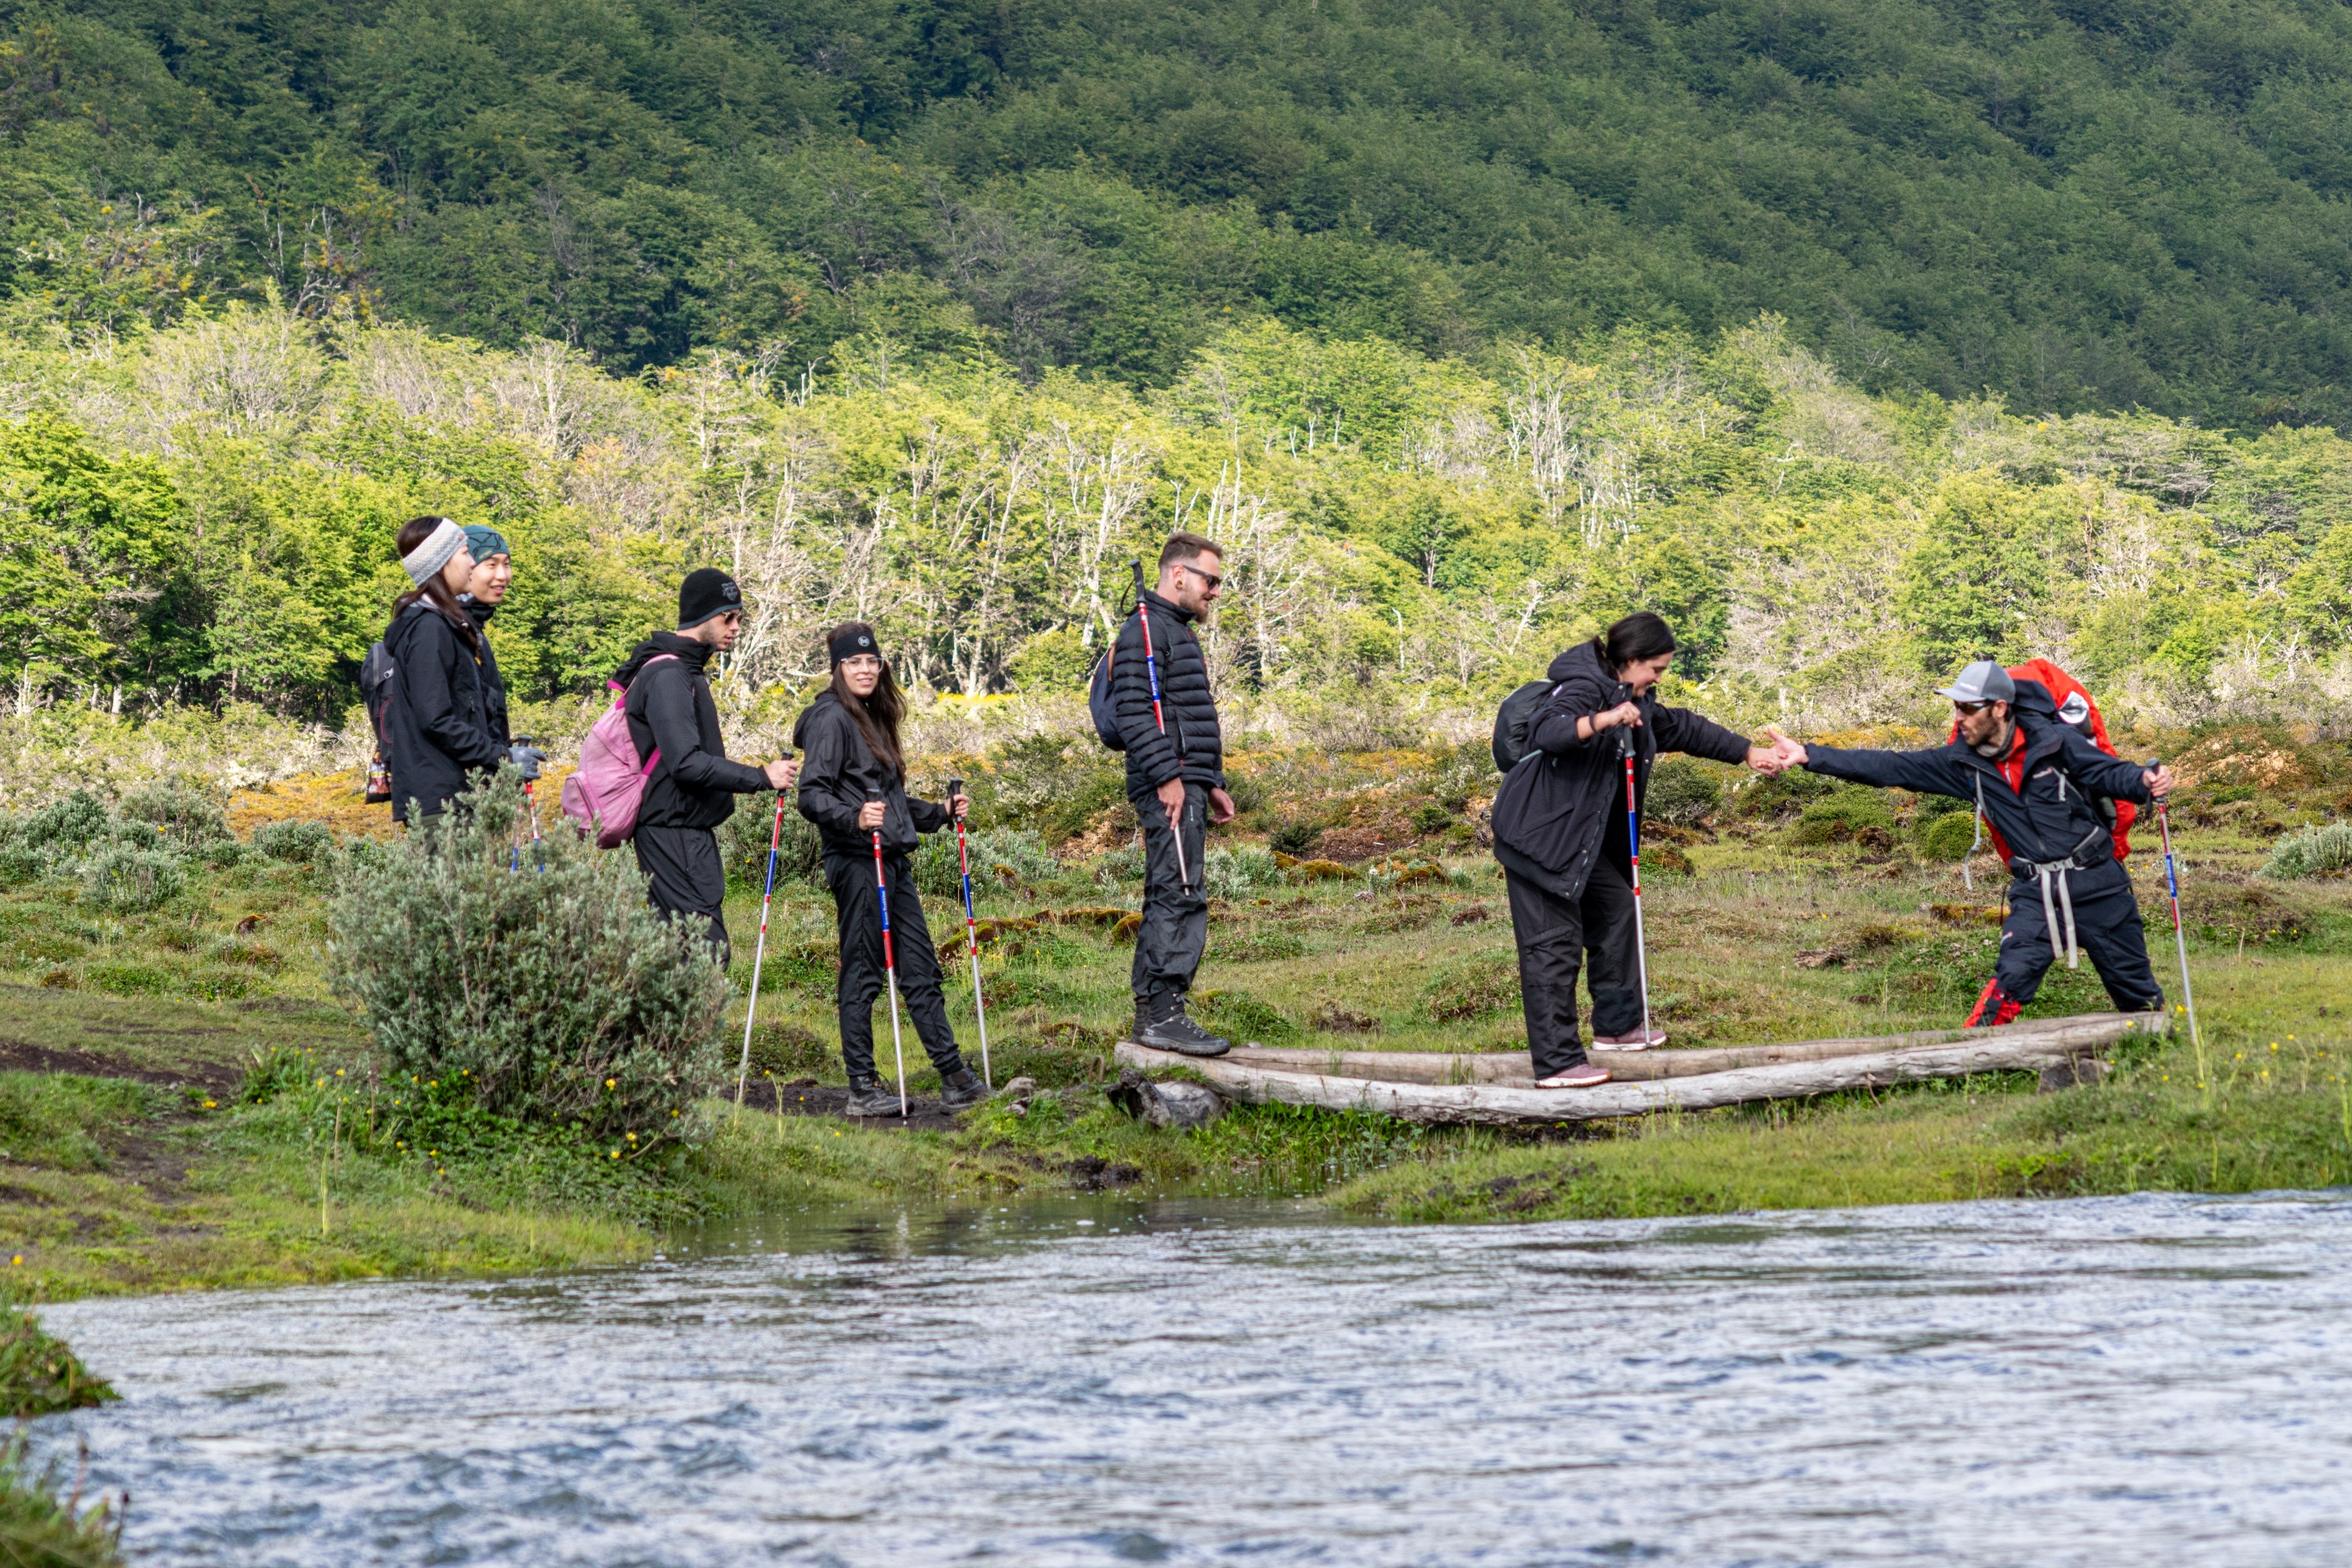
[1491,680,1557,772]
[1086,619,1128,751]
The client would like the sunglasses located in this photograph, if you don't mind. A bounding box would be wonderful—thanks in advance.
[1176,562,1223,590]
[1953,699,1993,715]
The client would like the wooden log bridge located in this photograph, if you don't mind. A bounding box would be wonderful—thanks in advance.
[1113,1013,2165,1126]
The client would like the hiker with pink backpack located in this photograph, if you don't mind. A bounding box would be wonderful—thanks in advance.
[563,568,795,960]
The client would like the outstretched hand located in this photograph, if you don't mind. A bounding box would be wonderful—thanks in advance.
[1762,725,1809,770]
[1744,744,1784,776]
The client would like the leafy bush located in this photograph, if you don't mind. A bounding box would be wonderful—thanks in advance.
[17,793,109,856]
[252,818,335,862]
[1729,768,1835,819]
[1268,817,1324,856]
[0,1431,125,1568]
[1791,789,1896,844]
[914,825,1063,898]
[118,780,230,849]
[1646,757,1723,827]
[0,1312,116,1417]
[77,847,185,912]
[717,798,822,892]
[2261,822,2352,880]
[328,773,731,1138]
[1919,810,1982,862]
[0,842,41,887]
[1203,846,1283,898]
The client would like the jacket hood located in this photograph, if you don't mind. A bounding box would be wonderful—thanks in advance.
[613,630,710,688]
[460,596,497,628]
[2008,677,2058,724]
[791,688,843,752]
[1545,639,1615,687]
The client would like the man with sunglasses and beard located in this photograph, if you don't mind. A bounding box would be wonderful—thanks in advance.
[1766,660,2176,1027]
[1112,532,1237,1056]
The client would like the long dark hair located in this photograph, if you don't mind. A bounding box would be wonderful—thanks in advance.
[391,516,481,654]
[1592,612,1675,677]
[827,621,904,778]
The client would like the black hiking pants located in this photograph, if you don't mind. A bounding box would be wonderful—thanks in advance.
[635,823,729,964]
[1131,782,1208,1006]
[823,851,964,1083]
[1506,856,1644,1079]
[1994,860,2164,1013]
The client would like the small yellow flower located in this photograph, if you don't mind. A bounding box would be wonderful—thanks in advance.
[610,1149,620,1159]
[203,1099,217,1109]
[9,1255,20,1266]
[605,1078,616,1090]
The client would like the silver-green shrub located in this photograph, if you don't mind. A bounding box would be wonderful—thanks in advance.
[78,846,185,912]
[1203,845,1282,898]
[327,773,731,1138]
[1645,757,1723,827]
[252,818,335,862]
[118,781,230,850]
[913,825,1062,898]
[2260,822,2352,880]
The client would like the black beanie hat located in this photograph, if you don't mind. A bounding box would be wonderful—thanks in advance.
[679,568,742,630]
[829,625,881,666]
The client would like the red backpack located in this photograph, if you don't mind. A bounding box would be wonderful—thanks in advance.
[1949,658,2135,862]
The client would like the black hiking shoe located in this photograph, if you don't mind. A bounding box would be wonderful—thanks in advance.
[844,1076,903,1117]
[1137,995,1230,1058]
[937,1067,988,1111]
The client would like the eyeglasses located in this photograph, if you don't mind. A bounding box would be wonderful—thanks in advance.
[1177,562,1222,590]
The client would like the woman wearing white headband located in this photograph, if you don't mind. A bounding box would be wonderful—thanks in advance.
[380,516,508,824]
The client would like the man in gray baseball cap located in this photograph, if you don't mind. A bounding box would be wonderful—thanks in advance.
[1766,659,2175,1028]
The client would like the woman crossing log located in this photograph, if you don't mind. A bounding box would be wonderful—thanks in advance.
[1488,613,1787,1089]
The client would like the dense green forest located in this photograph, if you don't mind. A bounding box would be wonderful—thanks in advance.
[5,0,2352,751]
[9,0,2352,423]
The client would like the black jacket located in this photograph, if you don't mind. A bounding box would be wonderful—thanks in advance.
[615,633,771,830]
[462,597,510,747]
[1110,589,1225,798]
[382,601,506,822]
[1802,679,2152,874]
[792,690,951,860]
[1490,641,1752,899]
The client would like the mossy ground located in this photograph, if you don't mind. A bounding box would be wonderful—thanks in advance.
[0,728,2348,1303]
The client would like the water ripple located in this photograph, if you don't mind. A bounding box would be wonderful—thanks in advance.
[31,1189,2352,1565]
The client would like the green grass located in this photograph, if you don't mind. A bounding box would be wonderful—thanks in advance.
[0,1432,125,1568]
[0,739,2349,1304]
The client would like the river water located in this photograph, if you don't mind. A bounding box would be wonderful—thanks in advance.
[31,1189,2352,1565]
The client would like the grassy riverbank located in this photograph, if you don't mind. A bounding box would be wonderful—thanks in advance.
[1,724,2349,1304]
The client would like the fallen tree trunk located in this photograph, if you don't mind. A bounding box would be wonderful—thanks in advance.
[1221,1014,2165,1086]
[1116,1014,2163,1125]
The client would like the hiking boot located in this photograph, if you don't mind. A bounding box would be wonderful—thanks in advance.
[937,1067,988,1111]
[1137,994,1230,1058]
[844,1076,904,1117]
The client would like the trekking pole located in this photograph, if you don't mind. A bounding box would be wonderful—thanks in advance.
[1618,725,1654,1046]
[869,793,909,1118]
[2152,779,2203,1063]
[1129,558,1190,892]
[946,775,993,1091]
[735,786,789,1109]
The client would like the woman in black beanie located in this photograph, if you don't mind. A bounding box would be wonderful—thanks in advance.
[793,622,988,1116]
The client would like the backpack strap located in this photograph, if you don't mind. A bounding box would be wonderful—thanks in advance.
[626,654,682,776]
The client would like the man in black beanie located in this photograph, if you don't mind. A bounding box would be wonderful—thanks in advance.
[611,568,796,959]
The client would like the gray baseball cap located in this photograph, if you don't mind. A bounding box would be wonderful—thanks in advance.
[1935,659,2016,705]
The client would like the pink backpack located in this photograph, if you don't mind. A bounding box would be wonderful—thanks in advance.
[560,655,676,848]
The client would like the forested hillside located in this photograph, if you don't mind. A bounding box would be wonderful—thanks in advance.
[9,0,2352,423]
[5,0,2352,754]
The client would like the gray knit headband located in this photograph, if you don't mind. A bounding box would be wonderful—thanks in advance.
[401,518,466,586]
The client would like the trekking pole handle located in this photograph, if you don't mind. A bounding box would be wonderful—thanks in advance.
[946,776,964,812]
